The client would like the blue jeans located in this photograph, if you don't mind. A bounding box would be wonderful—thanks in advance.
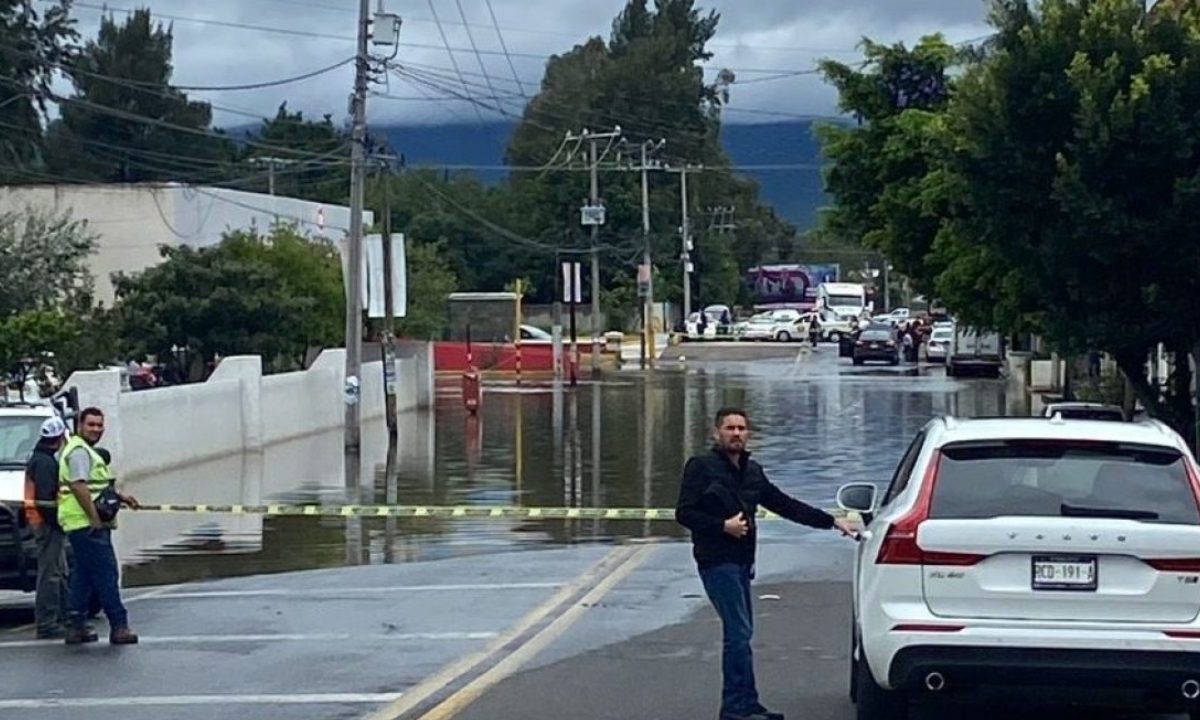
[700,563,759,716]
[66,529,128,629]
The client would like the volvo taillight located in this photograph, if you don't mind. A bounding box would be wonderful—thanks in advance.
[1147,558,1200,573]
[875,451,985,567]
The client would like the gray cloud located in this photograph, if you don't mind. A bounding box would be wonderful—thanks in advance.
[61,0,992,128]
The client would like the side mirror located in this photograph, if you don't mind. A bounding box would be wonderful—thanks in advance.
[837,483,879,514]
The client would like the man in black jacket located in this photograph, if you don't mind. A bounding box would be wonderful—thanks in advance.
[676,408,857,720]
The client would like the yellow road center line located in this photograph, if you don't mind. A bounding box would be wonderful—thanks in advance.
[360,545,637,720]
[414,544,657,720]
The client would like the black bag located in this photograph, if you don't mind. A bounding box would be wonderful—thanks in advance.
[95,484,122,523]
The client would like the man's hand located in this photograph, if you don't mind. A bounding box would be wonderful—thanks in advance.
[121,494,140,510]
[723,512,750,539]
[834,518,860,540]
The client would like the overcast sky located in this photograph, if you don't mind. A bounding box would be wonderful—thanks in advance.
[61,0,993,128]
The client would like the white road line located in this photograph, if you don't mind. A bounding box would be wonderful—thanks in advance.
[0,693,405,709]
[144,582,563,601]
[0,631,496,649]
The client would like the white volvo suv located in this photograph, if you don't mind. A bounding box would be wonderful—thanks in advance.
[838,415,1200,719]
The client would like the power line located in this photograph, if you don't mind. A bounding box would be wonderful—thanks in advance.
[59,1,836,83]
[166,57,354,92]
[455,0,505,112]
[426,0,485,124]
[485,0,530,100]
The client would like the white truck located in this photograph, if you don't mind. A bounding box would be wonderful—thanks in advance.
[817,283,868,321]
[947,327,1004,378]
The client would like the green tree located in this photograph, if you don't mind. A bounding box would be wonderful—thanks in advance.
[820,0,1200,442]
[112,225,344,377]
[392,240,458,340]
[817,36,959,292]
[499,0,792,320]
[45,8,233,182]
[0,0,77,180]
[237,103,352,204]
[0,205,96,317]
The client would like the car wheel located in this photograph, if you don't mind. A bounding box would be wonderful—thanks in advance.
[776,331,791,343]
[855,654,908,720]
[828,332,841,344]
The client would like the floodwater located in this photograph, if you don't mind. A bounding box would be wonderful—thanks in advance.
[117,350,1016,587]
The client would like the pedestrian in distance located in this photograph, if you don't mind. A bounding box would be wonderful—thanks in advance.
[58,407,141,645]
[676,408,859,720]
[23,416,70,638]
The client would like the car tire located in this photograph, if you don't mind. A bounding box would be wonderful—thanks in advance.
[776,331,791,343]
[855,654,908,720]
[829,331,842,344]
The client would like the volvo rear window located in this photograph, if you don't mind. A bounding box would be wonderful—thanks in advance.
[929,440,1200,525]
[861,330,892,341]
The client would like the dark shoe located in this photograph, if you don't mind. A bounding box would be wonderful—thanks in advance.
[64,627,99,645]
[109,627,139,645]
[36,626,66,640]
[720,713,769,720]
[752,708,784,720]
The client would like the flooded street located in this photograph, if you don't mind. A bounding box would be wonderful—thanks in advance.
[116,350,1012,586]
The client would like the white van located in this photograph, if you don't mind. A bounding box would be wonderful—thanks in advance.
[947,327,1004,377]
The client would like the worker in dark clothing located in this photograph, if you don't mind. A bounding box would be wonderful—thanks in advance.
[23,416,69,638]
[676,408,858,720]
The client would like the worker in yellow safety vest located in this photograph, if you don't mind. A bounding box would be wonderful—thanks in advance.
[58,407,140,646]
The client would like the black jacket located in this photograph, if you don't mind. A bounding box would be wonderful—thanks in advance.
[25,442,60,529]
[675,448,834,568]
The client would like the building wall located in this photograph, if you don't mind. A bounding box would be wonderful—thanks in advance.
[62,345,434,482]
[0,183,371,304]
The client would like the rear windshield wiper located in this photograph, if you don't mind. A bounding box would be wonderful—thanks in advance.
[1061,503,1160,521]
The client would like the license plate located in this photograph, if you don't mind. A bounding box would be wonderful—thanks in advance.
[1032,555,1097,591]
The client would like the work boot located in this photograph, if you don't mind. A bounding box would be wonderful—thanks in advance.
[36,626,66,640]
[109,626,139,645]
[64,626,99,645]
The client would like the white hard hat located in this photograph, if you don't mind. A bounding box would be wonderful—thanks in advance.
[40,416,67,439]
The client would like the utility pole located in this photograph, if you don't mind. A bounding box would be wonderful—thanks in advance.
[588,134,601,374]
[638,139,665,370]
[679,166,693,320]
[248,157,296,196]
[344,0,371,453]
[566,127,622,375]
[381,168,398,439]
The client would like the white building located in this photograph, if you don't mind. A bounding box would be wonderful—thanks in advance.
[0,183,372,305]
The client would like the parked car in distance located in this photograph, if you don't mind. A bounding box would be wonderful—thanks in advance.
[925,326,954,363]
[853,327,901,366]
[1042,402,1126,422]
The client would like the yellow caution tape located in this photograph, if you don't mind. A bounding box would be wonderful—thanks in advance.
[105,503,856,521]
[22,500,857,521]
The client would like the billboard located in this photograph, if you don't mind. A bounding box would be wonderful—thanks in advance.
[745,264,839,307]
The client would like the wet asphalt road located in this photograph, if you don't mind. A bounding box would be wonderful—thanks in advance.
[0,350,1183,719]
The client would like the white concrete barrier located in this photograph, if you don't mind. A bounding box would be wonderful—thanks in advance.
[62,346,433,482]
